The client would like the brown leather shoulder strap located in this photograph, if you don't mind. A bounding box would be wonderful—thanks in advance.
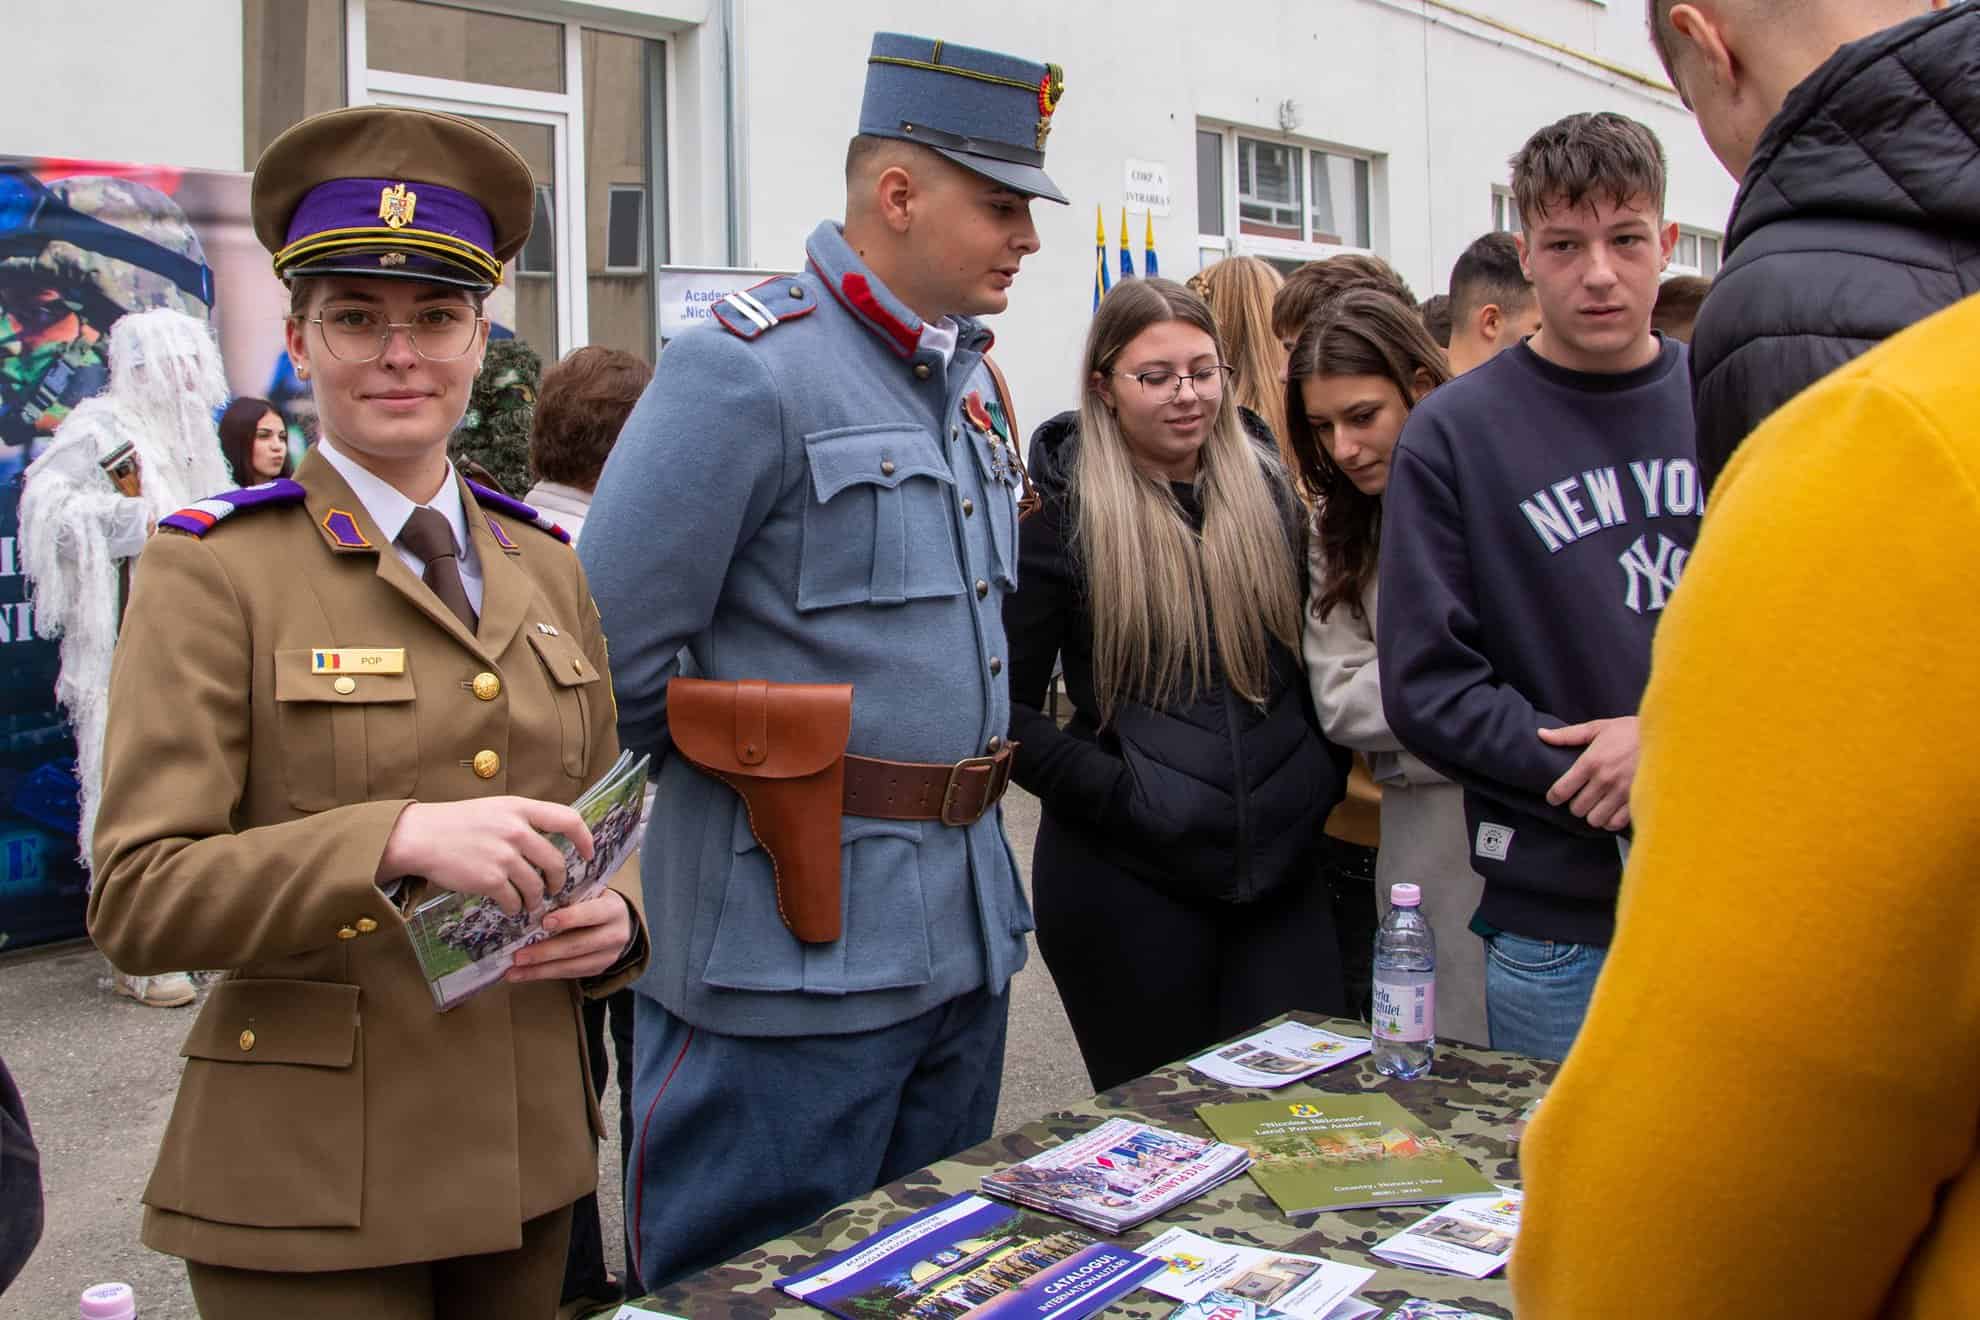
[982,354,1041,521]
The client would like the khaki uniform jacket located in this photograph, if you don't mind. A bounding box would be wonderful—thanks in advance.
[88,446,647,1273]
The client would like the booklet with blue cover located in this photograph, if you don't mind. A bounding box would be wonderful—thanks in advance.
[777,1192,1163,1320]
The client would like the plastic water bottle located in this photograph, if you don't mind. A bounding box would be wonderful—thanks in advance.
[1372,882,1436,1080]
[80,1283,136,1320]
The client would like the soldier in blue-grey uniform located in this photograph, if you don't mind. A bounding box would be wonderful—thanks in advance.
[580,31,1068,1286]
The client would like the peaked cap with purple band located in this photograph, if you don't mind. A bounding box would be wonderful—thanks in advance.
[251,106,534,292]
[159,479,307,537]
[469,481,572,545]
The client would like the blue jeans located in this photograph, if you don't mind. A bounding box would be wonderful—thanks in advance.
[1484,931,1608,1062]
[625,987,1009,1290]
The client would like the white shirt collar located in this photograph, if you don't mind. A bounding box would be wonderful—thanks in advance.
[316,438,471,557]
[918,316,960,367]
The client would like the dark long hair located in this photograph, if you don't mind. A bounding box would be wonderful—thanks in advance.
[217,397,291,484]
[1282,288,1450,622]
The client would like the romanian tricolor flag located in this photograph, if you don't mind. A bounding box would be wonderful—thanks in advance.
[1144,212,1159,278]
[1094,205,1111,311]
[1119,209,1135,283]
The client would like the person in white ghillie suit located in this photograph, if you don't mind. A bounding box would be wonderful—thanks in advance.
[19,307,234,1007]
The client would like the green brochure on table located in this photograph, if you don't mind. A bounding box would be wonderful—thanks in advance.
[1196,1091,1494,1217]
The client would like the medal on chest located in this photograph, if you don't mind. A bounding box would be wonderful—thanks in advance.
[962,389,1022,489]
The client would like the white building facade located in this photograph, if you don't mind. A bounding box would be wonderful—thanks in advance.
[10,0,1737,421]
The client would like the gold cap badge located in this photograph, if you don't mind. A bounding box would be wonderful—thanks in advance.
[379,182,418,229]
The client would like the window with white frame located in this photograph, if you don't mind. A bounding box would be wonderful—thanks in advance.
[1197,124,1377,272]
[605,184,647,273]
[1491,187,1519,234]
[1670,225,1722,278]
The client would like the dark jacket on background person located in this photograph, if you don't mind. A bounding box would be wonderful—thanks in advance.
[1005,410,1348,903]
[0,1054,43,1291]
[1690,4,1980,493]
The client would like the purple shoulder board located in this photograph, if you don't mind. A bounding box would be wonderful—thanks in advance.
[467,481,572,545]
[159,479,307,537]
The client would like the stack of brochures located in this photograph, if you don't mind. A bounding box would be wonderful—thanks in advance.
[777,1192,1161,1320]
[1138,1226,1374,1320]
[405,750,649,1010]
[978,1117,1252,1233]
[1369,1190,1523,1278]
[1196,1093,1494,1217]
[1187,1022,1373,1089]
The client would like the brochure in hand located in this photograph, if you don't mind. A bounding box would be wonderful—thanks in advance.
[405,750,649,1010]
[1187,1022,1373,1090]
[1196,1093,1494,1217]
[979,1118,1252,1233]
[1369,1189,1522,1278]
[776,1192,1162,1320]
[1138,1227,1373,1320]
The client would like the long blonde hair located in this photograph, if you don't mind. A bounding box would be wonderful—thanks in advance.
[1191,256,1287,444]
[1074,279,1303,722]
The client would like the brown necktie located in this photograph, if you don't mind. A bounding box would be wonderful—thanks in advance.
[398,506,478,631]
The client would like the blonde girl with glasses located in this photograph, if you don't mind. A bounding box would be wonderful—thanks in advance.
[1004,277,1350,1092]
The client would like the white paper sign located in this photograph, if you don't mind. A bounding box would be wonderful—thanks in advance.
[1125,158,1172,215]
[655,265,793,342]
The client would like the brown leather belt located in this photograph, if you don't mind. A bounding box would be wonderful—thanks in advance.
[843,745,1018,826]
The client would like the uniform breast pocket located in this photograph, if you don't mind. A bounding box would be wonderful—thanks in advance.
[526,629,603,779]
[273,650,419,811]
[144,979,363,1229]
[798,424,966,611]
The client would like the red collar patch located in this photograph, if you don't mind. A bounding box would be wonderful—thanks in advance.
[837,270,921,357]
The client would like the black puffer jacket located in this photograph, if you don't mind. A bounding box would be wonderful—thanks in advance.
[1691,4,1980,493]
[1004,410,1347,904]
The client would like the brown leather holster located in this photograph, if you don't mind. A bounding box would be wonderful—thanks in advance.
[668,677,852,944]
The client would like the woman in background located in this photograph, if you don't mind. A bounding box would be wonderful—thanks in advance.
[216,396,292,484]
[1290,287,1487,1046]
[1190,255,1288,445]
[1006,277,1347,1092]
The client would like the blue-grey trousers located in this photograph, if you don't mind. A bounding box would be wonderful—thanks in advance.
[624,986,1009,1290]
[1483,930,1610,1062]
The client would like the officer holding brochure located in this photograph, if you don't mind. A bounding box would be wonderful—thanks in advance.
[86,104,646,1318]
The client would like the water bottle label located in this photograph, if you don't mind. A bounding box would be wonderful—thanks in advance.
[1373,975,1434,1043]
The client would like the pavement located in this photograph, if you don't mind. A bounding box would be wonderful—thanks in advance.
[0,786,1086,1318]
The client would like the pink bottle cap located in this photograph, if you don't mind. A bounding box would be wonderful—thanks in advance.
[1390,883,1422,907]
[81,1283,136,1320]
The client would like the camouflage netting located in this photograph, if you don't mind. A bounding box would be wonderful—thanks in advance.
[449,337,541,495]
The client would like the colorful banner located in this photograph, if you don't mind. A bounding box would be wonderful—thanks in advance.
[0,153,293,951]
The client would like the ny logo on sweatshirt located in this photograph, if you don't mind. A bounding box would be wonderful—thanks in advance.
[1618,533,1688,613]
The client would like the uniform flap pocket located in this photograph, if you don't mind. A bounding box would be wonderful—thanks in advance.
[670,676,851,779]
[181,979,360,1068]
[274,648,416,703]
[527,628,603,687]
[803,424,953,503]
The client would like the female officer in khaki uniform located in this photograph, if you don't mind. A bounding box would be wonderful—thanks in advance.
[86,106,646,1319]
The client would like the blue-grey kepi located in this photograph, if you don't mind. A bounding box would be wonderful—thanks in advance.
[859,33,1068,204]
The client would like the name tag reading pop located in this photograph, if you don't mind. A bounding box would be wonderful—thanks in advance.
[312,648,407,674]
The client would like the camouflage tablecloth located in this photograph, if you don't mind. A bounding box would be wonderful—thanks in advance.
[634,1013,1555,1320]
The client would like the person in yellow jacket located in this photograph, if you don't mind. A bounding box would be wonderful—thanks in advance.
[1510,291,1980,1315]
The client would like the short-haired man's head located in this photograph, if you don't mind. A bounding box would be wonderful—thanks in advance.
[1269,254,1417,345]
[528,344,653,489]
[1449,231,1534,327]
[1510,112,1668,231]
[1418,294,1452,349]
[1651,274,1711,341]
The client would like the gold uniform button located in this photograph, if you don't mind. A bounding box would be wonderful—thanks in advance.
[472,750,501,779]
[332,676,356,695]
[962,498,975,517]
[989,657,1003,676]
[975,579,989,599]
[880,459,897,476]
[238,1029,255,1052]
[913,363,932,380]
[789,285,804,299]
[336,926,357,941]
[571,658,585,676]
[355,917,379,934]
[472,672,501,701]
